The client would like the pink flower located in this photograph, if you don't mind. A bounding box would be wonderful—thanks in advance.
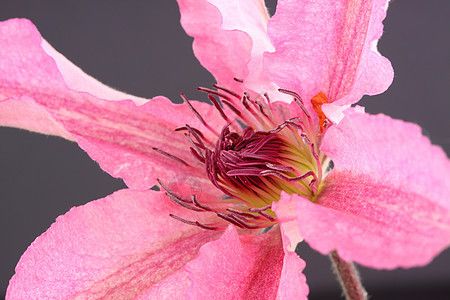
[2,0,450,299]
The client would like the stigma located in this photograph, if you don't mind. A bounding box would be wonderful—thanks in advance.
[155,81,330,231]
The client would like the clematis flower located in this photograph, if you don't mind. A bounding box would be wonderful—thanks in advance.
[1,0,450,299]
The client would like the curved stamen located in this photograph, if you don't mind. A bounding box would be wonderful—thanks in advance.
[169,214,219,231]
[152,147,189,166]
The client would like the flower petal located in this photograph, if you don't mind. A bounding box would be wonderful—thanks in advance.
[265,0,393,105]
[206,0,279,95]
[185,225,308,299]
[296,110,450,269]
[273,193,309,300]
[177,0,261,94]
[7,188,221,299]
[0,18,226,189]
[323,109,450,210]
[272,192,304,251]
[0,19,147,139]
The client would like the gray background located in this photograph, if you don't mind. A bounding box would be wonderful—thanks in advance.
[1,0,449,299]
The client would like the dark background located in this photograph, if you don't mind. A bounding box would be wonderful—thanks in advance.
[1,1,449,299]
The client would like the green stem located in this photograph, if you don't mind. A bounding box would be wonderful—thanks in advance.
[329,250,368,300]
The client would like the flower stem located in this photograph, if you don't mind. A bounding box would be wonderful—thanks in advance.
[329,250,368,300]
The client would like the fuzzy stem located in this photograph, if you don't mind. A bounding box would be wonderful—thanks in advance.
[329,250,368,300]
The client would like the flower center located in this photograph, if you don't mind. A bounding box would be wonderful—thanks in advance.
[155,82,330,230]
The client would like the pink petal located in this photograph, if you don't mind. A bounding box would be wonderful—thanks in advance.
[273,193,309,300]
[272,192,304,251]
[177,0,254,94]
[323,109,450,210]
[0,97,74,140]
[186,226,308,299]
[296,110,450,269]
[265,0,394,106]
[7,188,221,299]
[0,19,226,189]
[0,19,147,139]
[207,0,280,95]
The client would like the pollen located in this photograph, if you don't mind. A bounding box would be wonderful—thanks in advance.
[311,91,329,130]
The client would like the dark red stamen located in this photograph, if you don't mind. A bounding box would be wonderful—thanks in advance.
[221,99,242,116]
[278,88,304,105]
[152,147,189,166]
[165,193,203,211]
[212,84,241,99]
[175,125,205,139]
[226,208,260,219]
[180,93,207,126]
[190,147,205,163]
[192,194,213,211]
[241,95,250,109]
[207,95,229,121]
[234,77,244,83]
[263,92,271,104]
[169,214,219,231]
[197,87,232,101]
[184,124,205,148]
[184,133,204,159]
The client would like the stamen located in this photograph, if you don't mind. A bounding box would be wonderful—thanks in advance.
[207,95,229,121]
[249,205,272,212]
[152,147,189,166]
[181,93,219,136]
[175,125,205,139]
[180,93,207,126]
[226,208,260,219]
[216,211,247,228]
[260,169,318,184]
[184,124,205,148]
[248,205,275,221]
[257,210,276,221]
[197,87,232,101]
[278,88,304,105]
[241,95,250,109]
[221,99,242,116]
[212,84,241,99]
[192,194,213,211]
[310,143,319,160]
[185,133,203,154]
[233,77,244,83]
[265,163,296,173]
[263,92,271,104]
[294,98,311,118]
[256,101,269,117]
[190,147,205,163]
[169,214,219,231]
[165,192,203,211]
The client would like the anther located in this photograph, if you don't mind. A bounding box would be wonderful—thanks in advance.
[180,93,207,126]
[212,84,241,99]
[221,99,242,116]
[197,87,232,101]
[175,125,205,139]
[190,147,205,163]
[234,77,244,83]
[184,133,204,158]
[207,95,229,121]
[169,214,219,231]
[192,194,213,211]
[184,124,205,148]
[165,193,203,211]
[278,88,304,105]
[226,208,260,219]
[152,147,189,166]
[263,92,271,104]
